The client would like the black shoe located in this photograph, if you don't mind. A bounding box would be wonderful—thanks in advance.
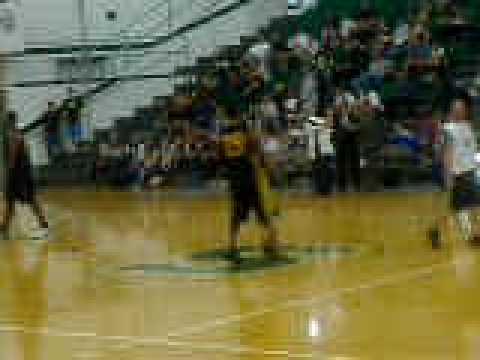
[263,246,281,261]
[428,227,441,250]
[225,250,242,265]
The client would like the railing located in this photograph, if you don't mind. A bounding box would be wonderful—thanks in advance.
[86,0,287,131]
[21,0,232,48]
[13,1,234,127]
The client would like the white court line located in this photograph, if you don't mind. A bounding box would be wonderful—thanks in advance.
[0,325,313,358]
[0,261,453,359]
[167,261,453,338]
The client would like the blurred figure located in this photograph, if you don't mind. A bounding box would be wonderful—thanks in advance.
[62,97,83,151]
[42,101,62,158]
[309,111,335,195]
[335,94,361,192]
[1,112,49,238]
[261,120,286,191]
[217,106,279,263]
[429,95,480,248]
[358,94,385,191]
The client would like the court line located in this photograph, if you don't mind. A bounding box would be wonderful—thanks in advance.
[0,324,313,358]
[167,260,453,338]
[0,261,452,358]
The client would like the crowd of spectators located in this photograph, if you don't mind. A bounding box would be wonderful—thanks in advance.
[35,0,478,192]
[29,95,84,158]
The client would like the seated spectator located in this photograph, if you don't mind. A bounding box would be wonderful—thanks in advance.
[168,95,193,140]
[143,150,167,188]
[387,122,422,163]
[260,96,281,132]
[407,30,433,74]
[351,50,388,94]
[246,38,272,79]
[192,89,217,134]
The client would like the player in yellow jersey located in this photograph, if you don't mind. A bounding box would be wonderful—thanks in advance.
[217,106,279,263]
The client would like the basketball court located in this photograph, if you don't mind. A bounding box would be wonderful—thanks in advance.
[1,1,480,358]
[0,189,478,359]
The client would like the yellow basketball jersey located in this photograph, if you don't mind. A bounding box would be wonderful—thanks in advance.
[222,132,248,159]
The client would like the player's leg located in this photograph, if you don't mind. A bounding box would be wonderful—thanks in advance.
[0,196,15,236]
[429,174,463,249]
[262,222,279,259]
[469,207,480,246]
[428,191,448,249]
[254,191,279,259]
[451,173,478,245]
[455,209,473,243]
[24,177,49,231]
[29,197,48,230]
[228,191,248,263]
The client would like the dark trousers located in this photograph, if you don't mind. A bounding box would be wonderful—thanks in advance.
[336,134,361,192]
[312,155,335,195]
[46,132,61,158]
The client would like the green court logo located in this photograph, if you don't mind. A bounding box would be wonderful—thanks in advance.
[121,244,358,277]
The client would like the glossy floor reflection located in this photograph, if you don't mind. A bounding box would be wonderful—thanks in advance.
[0,190,479,359]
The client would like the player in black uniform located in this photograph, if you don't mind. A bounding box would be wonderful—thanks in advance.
[1,112,49,238]
[217,107,279,263]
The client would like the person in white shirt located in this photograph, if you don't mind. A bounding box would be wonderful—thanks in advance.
[307,110,335,195]
[429,95,480,248]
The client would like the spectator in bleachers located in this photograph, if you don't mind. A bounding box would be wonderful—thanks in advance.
[260,96,281,132]
[168,95,193,140]
[387,122,422,164]
[309,113,335,195]
[351,49,387,95]
[192,88,217,134]
[64,97,83,150]
[300,55,318,117]
[246,35,272,80]
[358,93,385,190]
[39,101,62,158]
[407,30,433,75]
[321,17,339,51]
[334,93,361,192]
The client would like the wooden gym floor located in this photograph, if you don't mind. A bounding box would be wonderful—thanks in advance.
[0,189,479,359]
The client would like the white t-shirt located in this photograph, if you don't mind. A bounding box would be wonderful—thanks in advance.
[305,123,334,159]
[443,121,477,175]
[262,137,280,154]
[262,136,287,163]
[137,143,145,162]
[318,127,334,156]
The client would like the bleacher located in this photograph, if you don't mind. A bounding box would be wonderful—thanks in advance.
[33,0,480,190]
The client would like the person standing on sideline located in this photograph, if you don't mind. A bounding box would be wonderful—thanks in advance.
[65,97,83,149]
[43,101,61,158]
[1,112,49,239]
[335,94,361,192]
[308,109,335,195]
